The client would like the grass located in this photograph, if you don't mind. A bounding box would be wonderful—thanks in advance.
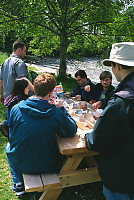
[27,66,39,72]
[0,52,9,66]
[0,52,105,200]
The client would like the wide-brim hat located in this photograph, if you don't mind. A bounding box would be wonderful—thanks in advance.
[103,42,134,67]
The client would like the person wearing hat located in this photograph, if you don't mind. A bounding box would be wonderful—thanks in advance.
[85,42,134,200]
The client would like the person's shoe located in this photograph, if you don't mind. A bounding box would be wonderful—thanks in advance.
[12,182,25,196]
[0,123,9,139]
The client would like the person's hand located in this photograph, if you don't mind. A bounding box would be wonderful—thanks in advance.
[84,85,90,92]
[64,92,71,98]
[75,95,81,100]
[53,99,63,108]
[92,101,102,110]
[0,95,4,104]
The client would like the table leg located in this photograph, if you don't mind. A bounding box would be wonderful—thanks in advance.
[61,155,84,172]
[39,188,62,200]
[39,155,84,200]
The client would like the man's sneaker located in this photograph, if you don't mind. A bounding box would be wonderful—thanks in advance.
[0,123,9,139]
[12,182,25,196]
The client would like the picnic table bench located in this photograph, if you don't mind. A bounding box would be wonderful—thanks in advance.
[23,131,101,200]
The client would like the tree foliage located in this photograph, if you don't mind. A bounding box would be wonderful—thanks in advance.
[0,0,134,77]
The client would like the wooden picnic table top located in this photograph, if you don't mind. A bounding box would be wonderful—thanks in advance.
[57,99,98,156]
[57,129,98,156]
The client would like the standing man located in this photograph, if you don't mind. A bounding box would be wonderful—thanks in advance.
[85,42,134,200]
[70,69,95,100]
[0,40,34,103]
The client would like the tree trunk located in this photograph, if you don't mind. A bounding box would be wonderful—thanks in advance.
[59,33,68,78]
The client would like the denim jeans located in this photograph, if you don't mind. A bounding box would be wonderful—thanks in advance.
[103,185,134,200]
[6,151,23,184]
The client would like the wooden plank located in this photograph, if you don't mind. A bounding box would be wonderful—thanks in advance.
[39,188,62,200]
[60,156,84,172]
[23,174,43,192]
[58,167,101,189]
[57,134,98,156]
[41,173,60,189]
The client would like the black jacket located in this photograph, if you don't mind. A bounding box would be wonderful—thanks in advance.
[82,83,115,103]
[70,78,95,100]
[85,72,134,194]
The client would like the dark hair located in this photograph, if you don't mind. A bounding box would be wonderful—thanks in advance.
[111,62,133,69]
[34,73,56,97]
[7,78,29,103]
[100,71,112,80]
[12,40,26,52]
[75,70,87,79]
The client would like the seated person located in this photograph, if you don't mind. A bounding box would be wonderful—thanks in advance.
[70,70,95,100]
[5,73,77,196]
[82,71,115,109]
[0,78,29,139]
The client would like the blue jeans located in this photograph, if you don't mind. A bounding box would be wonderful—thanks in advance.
[6,152,23,184]
[103,185,134,200]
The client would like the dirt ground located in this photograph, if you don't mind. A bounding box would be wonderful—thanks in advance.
[26,56,118,86]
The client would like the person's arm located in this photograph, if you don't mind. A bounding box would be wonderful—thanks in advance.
[70,84,80,97]
[14,61,34,93]
[56,106,77,138]
[0,80,4,104]
[92,101,102,109]
[85,97,127,153]
[18,77,34,93]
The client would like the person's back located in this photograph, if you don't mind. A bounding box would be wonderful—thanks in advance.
[0,40,34,100]
[1,54,28,98]
[8,98,76,173]
[85,42,134,200]
[6,73,77,196]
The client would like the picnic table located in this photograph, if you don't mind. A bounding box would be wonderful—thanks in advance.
[23,100,101,200]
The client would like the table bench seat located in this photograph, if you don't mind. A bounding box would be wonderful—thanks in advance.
[23,173,60,193]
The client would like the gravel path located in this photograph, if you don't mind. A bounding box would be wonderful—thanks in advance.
[26,56,118,86]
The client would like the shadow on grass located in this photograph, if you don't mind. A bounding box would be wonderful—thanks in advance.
[19,182,105,200]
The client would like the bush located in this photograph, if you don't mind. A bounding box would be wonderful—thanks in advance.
[0,52,9,66]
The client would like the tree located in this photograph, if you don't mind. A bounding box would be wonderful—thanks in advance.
[0,0,133,77]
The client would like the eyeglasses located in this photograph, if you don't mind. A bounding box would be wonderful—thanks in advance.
[101,78,111,82]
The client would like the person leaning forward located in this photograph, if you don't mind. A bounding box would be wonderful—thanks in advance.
[85,42,134,200]
[6,73,77,196]
[70,69,95,100]
[0,40,34,103]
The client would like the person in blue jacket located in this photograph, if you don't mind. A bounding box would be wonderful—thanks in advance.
[85,42,134,200]
[6,73,77,196]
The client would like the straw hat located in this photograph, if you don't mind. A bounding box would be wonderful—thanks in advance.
[103,42,134,67]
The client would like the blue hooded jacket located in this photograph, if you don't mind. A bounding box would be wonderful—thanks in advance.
[6,98,77,174]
